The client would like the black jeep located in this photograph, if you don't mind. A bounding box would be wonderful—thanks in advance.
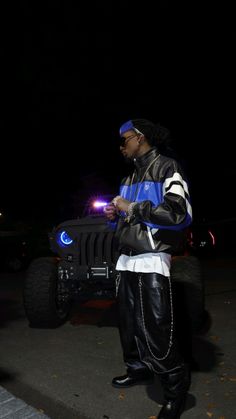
[23,206,209,333]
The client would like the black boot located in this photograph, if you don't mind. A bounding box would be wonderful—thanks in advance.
[112,368,154,388]
[157,364,190,419]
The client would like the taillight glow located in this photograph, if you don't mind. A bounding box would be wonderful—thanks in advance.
[208,230,216,246]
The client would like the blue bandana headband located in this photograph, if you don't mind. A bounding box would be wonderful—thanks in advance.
[119,120,143,137]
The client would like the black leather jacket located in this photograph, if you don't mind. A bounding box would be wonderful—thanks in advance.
[115,148,192,255]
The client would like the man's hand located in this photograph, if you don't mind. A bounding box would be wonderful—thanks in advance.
[103,203,118,221]
[112,196,131,212]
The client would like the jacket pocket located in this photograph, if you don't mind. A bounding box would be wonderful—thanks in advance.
[117,221,153,253]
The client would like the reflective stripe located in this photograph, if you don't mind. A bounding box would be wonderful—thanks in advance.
[166,184,185,199]
[186,200,193,218]
[164,172,188,193]
[147,226,156,250]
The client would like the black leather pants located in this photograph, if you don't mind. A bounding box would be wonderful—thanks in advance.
[116,271,185,375]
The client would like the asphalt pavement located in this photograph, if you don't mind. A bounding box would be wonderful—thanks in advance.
[0,257,236,419]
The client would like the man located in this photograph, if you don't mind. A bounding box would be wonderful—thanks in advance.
[104,119,192,419]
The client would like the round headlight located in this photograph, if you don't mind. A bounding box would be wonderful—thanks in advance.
[57,230,73,246]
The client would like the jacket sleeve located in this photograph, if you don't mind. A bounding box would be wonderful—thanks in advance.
[132,160,192,228]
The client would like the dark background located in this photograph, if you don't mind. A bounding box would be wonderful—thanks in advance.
[1,1,236,229]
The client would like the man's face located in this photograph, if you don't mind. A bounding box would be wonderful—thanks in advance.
[119,130,141,160]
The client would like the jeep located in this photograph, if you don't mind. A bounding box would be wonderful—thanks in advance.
[23,200,209,333]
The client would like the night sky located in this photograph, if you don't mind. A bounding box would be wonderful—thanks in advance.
[2,2,236,228]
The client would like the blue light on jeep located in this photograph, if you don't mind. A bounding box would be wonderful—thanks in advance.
[58,231,73,246]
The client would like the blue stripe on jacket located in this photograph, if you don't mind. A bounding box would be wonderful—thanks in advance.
[120,181,192,231]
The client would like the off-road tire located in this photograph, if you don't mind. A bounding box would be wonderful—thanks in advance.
[171,255,207,333]
[23,257,72,328]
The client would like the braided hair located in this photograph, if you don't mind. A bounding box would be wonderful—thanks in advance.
[131,119,172,153]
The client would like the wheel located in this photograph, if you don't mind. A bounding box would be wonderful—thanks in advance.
[170,255,207,333]
[23,257,72,328]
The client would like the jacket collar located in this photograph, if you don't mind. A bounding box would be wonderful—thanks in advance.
[134,147,159,169]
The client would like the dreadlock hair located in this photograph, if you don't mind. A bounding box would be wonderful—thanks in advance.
[131,119,173,155]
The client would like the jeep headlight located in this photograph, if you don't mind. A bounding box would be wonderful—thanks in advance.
[57,230,74,247]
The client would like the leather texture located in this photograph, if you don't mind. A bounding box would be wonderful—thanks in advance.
[117,271,184,374]
[115,148,192,255]
[158,364,191,418]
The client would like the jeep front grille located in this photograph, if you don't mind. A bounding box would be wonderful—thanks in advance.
[78,231,118,266]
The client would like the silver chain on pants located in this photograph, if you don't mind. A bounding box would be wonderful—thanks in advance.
[138,274,174,361]
[115,272,121,297]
